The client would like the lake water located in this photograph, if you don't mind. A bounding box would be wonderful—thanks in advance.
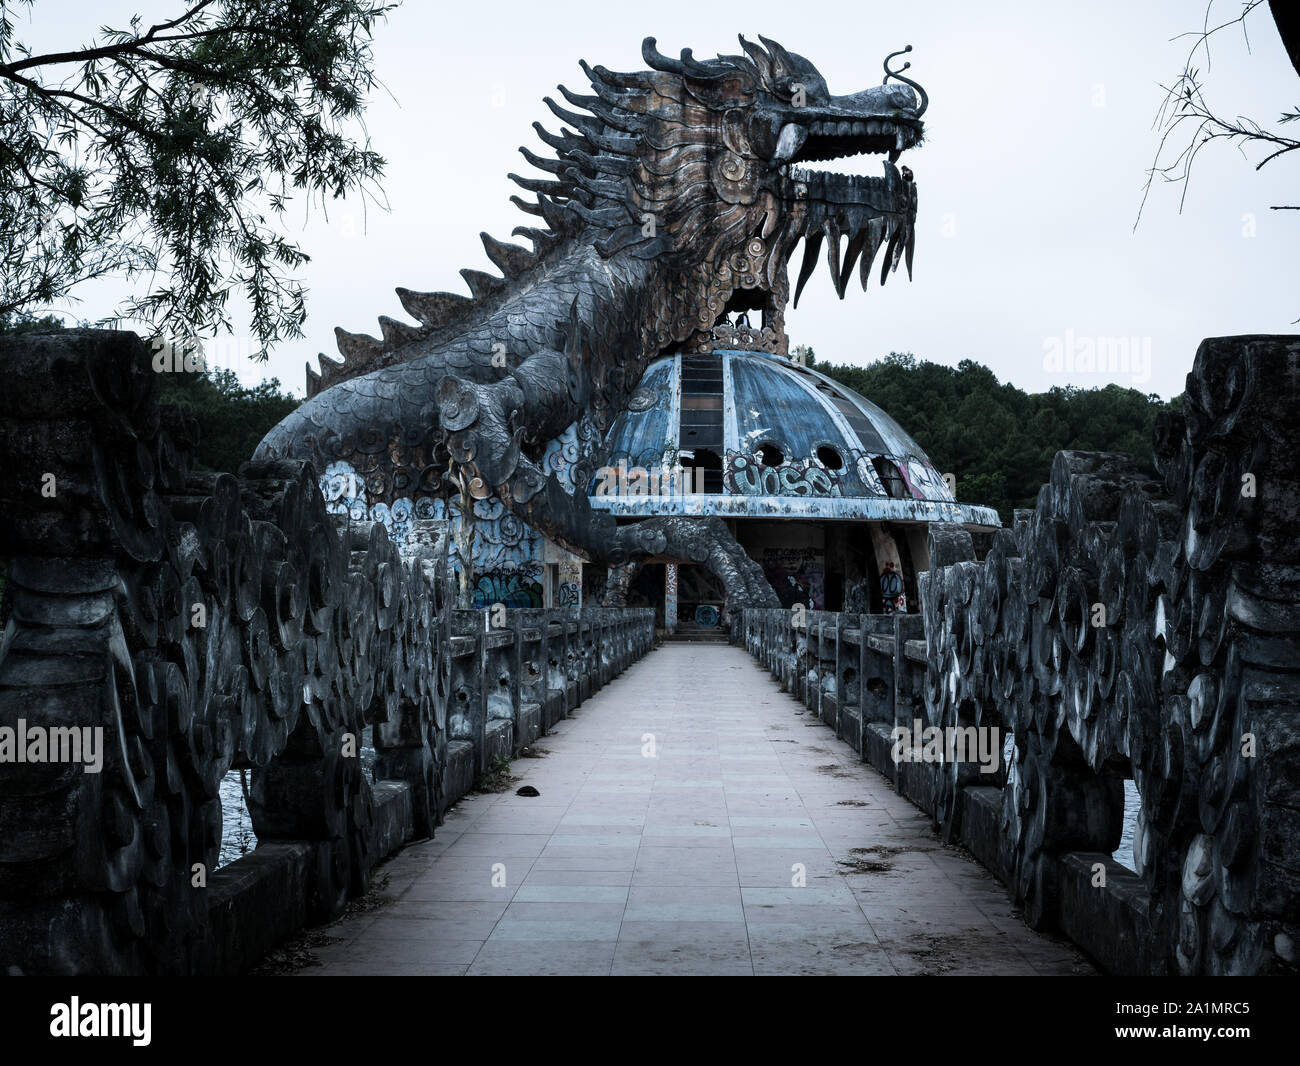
[217,734,378,869]
[1114,778,1139,872]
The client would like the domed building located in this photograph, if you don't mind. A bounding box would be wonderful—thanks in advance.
[586,344,1000,630]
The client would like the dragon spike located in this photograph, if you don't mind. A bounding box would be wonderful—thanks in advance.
[512,224,563,257]
[558,84,640,133]
[641,37,730,81]
[509,194,543,216]
[566,200,633,230]
[460,268,507,302]
[585,126,638,155]
[507,172,572,198]
[737,35,773,81]
[535,195,568,233]
[581,59,646,92]
[532,121,588,155]
[585,74,636,111]
[904,225,916,281]
[542,96,602,137]
[314,351,344,395]
[517,146,568,175]
[587,102,642,136]
[576,172,625,200]
[537,194,583,236]
[334,327,382,364]
[757,35,796,76]
[305,362,323,398]
[480,232,536,278]
[555,84,602,112]
[569,148,635,177]
[395,288,473,329]
[378,315,425,350]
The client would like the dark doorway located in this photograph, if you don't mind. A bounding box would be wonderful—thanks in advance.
[628,563,666,627]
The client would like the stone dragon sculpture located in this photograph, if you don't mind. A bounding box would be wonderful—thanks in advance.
[255,35,928,608]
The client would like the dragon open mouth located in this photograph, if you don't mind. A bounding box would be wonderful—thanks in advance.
[749,43,927,307]
[788,117,922,162]
[785,143,920,305]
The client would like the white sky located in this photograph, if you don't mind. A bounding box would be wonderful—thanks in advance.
[17,0,1300,400]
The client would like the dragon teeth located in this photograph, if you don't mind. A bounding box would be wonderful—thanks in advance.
[806,118,898,140]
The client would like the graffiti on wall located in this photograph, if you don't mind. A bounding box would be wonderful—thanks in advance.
[879,560,906,614]
[542,416,601,497]
[718,448,954,506]
[855,455,887,496]
[321,459,544,588]
[664,562,678,628]
[844,577,873,614]
[695,604,721,627]
[472,569,544,608]
[724,450,841,497]
[898,459,954,502]
[557,556,582,608]
[760,546,824,611]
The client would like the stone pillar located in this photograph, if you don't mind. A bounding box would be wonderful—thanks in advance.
[868,525,906,613]
[556,554,582,608]
[665,563,678,634]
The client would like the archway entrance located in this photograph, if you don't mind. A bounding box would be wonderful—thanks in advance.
[674,565,728,631]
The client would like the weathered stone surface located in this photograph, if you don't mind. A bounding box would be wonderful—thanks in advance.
[739,336,1300,976]
[251,38,932,613]
[0,329,654,975]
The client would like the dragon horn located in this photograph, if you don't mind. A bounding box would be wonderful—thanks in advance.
[757,35,796,76]
[883,45,928,118]
[737,35,773,82]
[641,36,728,81]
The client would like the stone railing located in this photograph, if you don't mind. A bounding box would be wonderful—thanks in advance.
[739,335,1299,977]
[445,606,654,800]
[0,329,654,975]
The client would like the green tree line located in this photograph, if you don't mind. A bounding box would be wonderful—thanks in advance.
[808,350,1180,524]
[156,369,299,473]
[0,312,300,473]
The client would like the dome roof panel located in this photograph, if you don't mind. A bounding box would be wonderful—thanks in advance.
[605,357,674,468]
[729,356,877,496]
[594,348,1000,528]
[730,357,845,455]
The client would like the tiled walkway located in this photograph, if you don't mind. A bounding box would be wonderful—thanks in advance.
[305,643,1093,976]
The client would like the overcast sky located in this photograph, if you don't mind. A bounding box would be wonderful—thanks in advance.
[22,0,1300,400]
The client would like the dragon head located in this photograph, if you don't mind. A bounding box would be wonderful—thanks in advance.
[521,34,926,353]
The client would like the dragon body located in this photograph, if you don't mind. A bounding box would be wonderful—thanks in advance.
[255,36,927,607]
